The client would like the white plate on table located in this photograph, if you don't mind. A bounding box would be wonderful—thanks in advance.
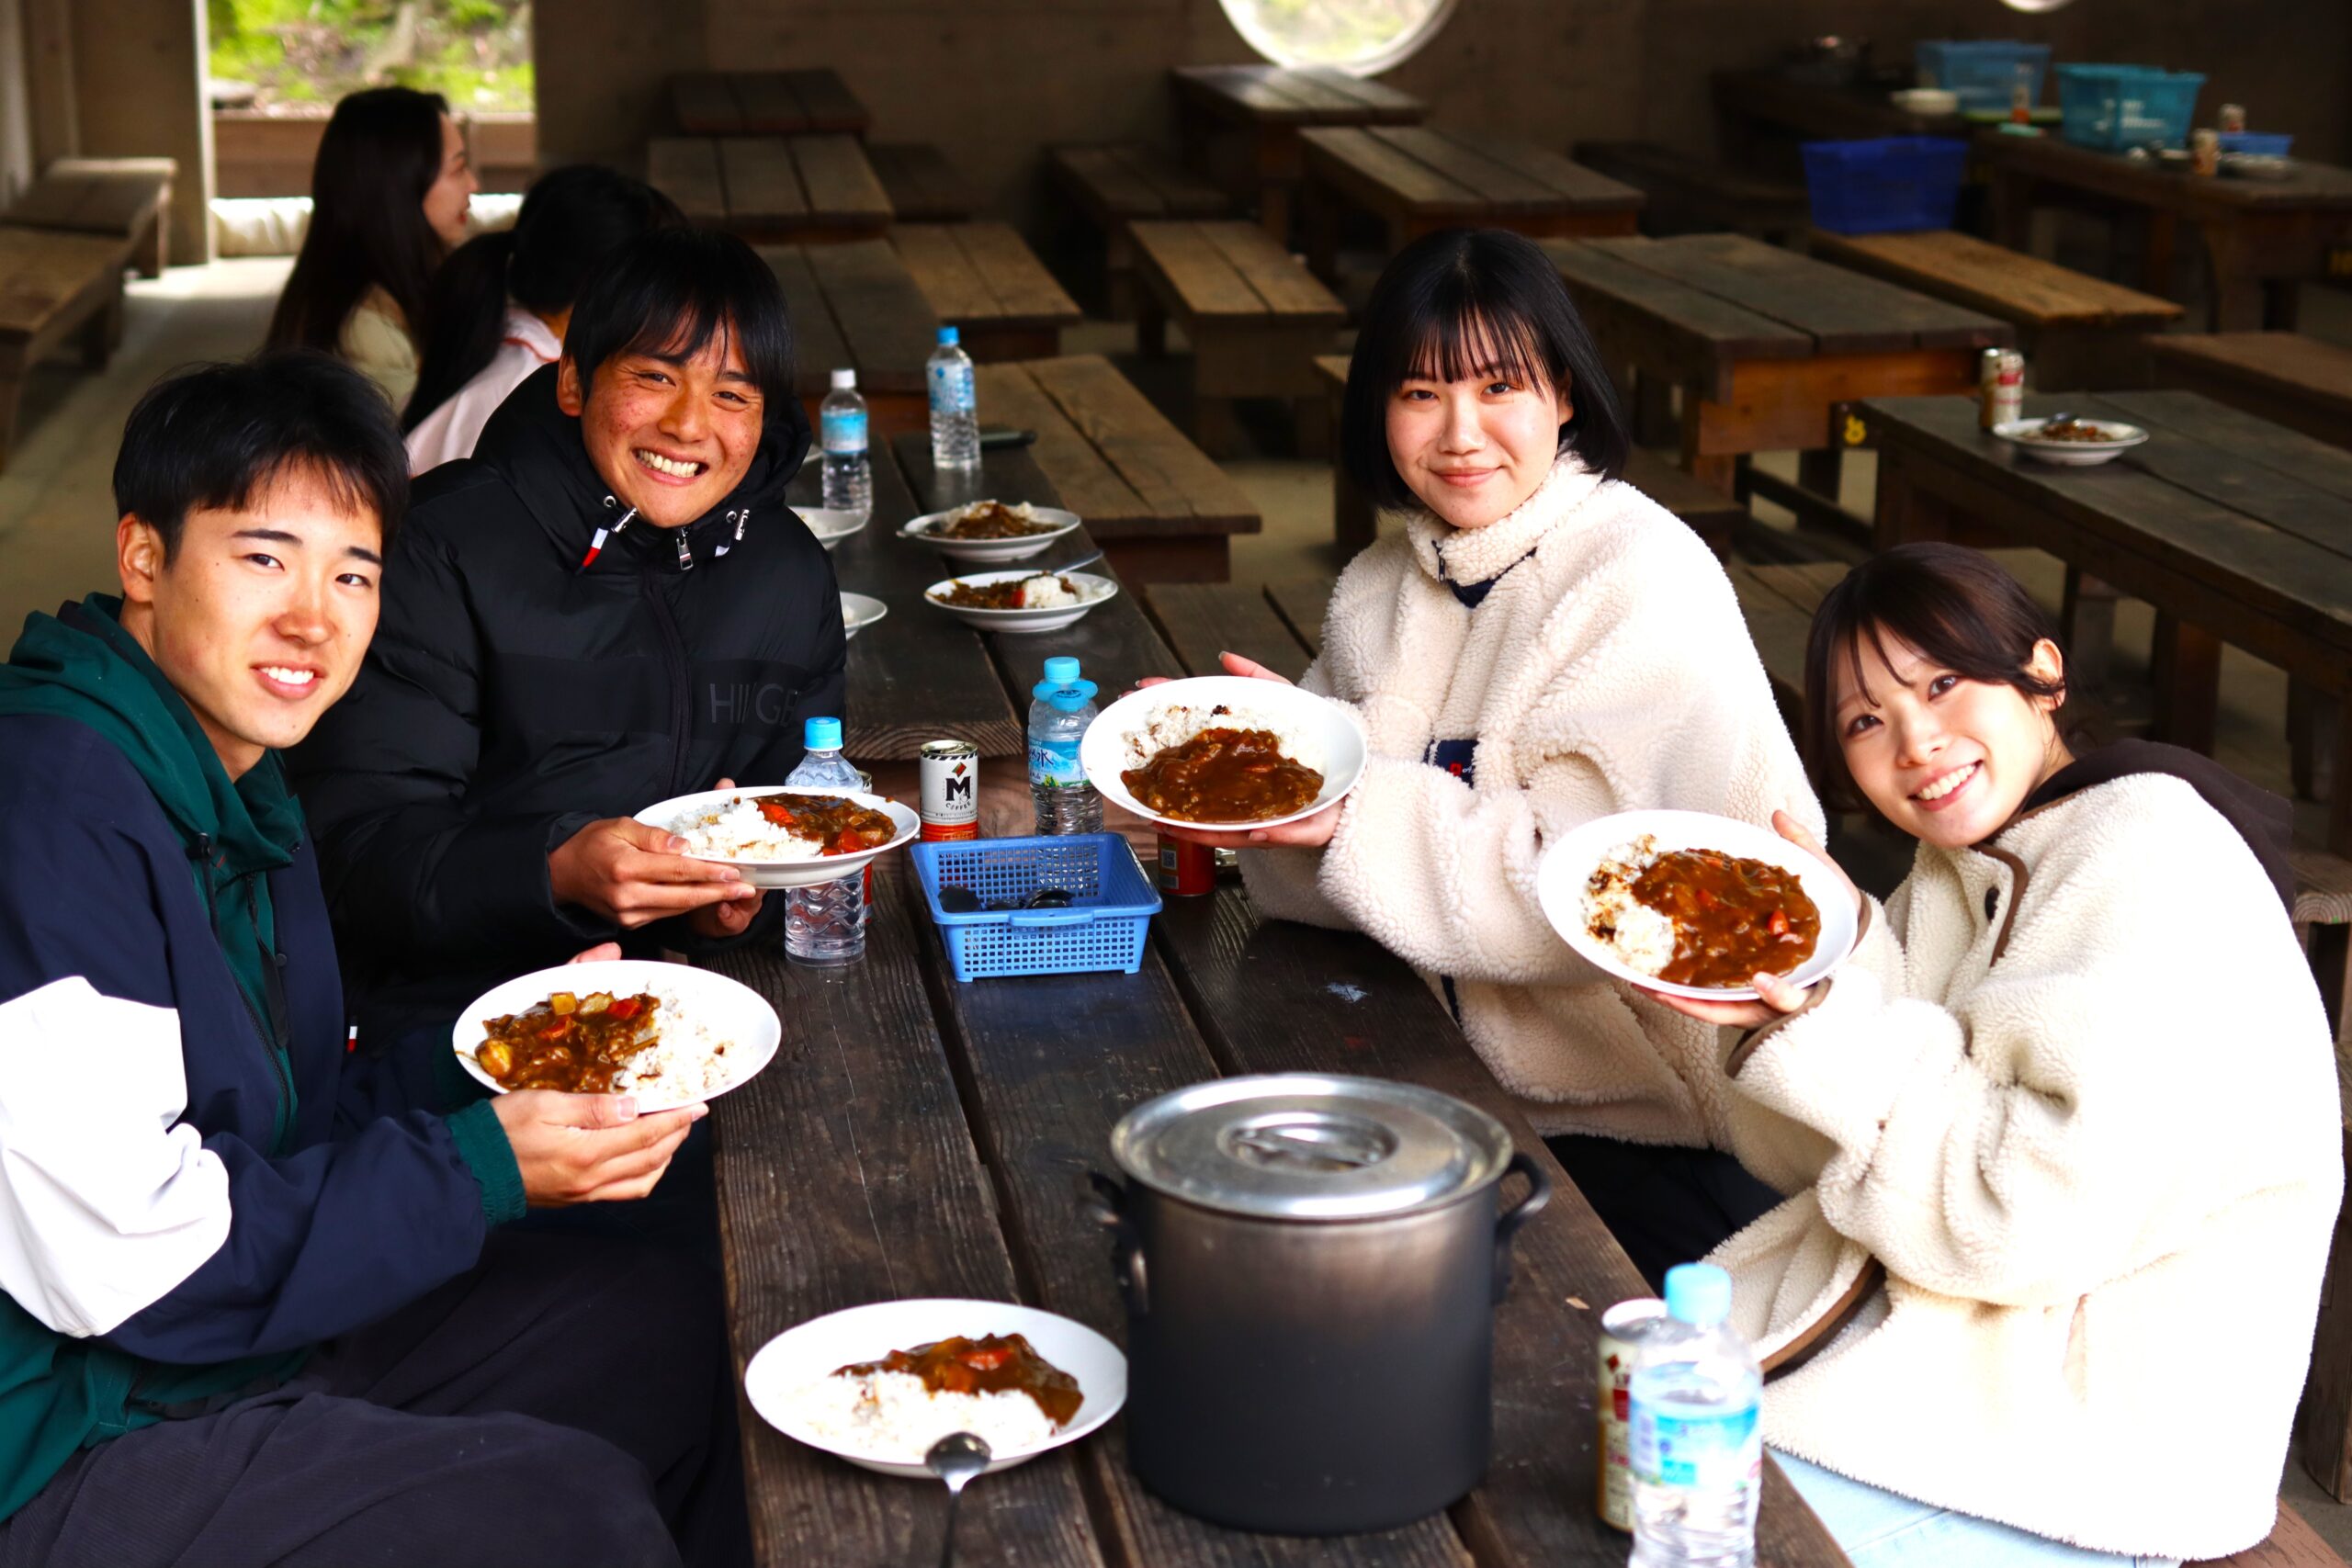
[1534,808,1860,1003]
[451,958,781,1112]
[743,1298,1125,1477]
[1080,675,1367,832]
[635,784,920,889]
[922,570,1116,633]
[900,502,1081,565]
[1992,416,2149,467]
[842,592,888,638]
[797,507,867,552]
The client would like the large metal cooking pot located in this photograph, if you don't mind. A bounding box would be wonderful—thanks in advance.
[1084,1074,1550,1535]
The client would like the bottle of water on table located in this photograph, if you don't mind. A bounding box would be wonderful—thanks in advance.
[819,368,871,523]
[1629,1262,1761,1568]
[785,716,866,966]
[927,325,980,472]
[1028,656,1102,835]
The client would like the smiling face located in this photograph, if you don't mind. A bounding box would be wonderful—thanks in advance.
[1832,626,2073,849]
[558,322,765,529]
[1384,355,1567,531]
[115,465,383,780]
[421,113,477,251]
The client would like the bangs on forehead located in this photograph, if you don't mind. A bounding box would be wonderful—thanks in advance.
[233,453,384,523]
[1402,303,1555,391]
[620,298,741,371]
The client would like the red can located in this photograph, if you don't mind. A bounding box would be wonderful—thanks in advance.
[1157,834,1216,897]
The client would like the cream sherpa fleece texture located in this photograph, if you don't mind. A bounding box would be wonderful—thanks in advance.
[1713,774,2341,1560]
[1240,457,1823,1144]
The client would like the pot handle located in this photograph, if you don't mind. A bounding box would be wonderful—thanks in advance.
[1080,1170,1149,1319]
[1490,1152,1552,1303]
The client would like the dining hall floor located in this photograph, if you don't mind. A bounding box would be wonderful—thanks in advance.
[0,254,2349,1554]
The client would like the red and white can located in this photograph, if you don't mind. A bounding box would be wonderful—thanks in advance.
[1597,1297,1668,1531]
[2220,103,2248,134]
[1157,834,1216,897]
[1980,347,2025,430]
[919,739,979,841]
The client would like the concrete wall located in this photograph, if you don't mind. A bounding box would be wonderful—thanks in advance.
[0,0,32,205]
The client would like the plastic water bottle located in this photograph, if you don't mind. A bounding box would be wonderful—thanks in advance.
[1027,656,1102,835]
[1629,1263,1761,1568]
[784,716,867,966]
[819,368,871,522]
[927,325,980,472]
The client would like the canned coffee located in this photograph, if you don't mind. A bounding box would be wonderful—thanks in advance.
[1980,346,2025,430]
[1597,1297,1669,1531]
[919,739,979,841]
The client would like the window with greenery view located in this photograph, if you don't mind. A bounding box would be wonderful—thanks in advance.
[1217,0,1456,74]
[209,0,533,112]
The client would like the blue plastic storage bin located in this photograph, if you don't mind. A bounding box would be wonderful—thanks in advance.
[1915,40,2051,112]
[913,834,1161,982]
[2056,65,2204,150]
[1801,138,1971,235]
[2219,131,2293,157]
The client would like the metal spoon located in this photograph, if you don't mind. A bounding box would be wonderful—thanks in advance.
[1036,547,1103,577]
[924,1431,991,1568]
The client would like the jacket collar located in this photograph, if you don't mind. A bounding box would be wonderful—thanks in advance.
[1401,456,1607,594]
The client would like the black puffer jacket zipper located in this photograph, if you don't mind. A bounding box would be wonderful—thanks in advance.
[640,563,695,799]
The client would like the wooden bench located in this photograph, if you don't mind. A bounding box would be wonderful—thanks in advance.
[758,241,935,439]
[1046,143,1227,318]
[1141,581,1317,684]
[890,223,1079,363]
[0,227,136,472]
[669,70,869,137]
[865,143,975,223]
[1807,228,2183,391]
[1265,577,1329,655]
[9,156,175,277]
[648,135,892,243]
[2147,333,2352,453]
[1130,219,1344,457]
[1573,141,1807,242]
[892,354,1259,583]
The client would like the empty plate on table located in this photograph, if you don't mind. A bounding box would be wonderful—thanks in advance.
[1533,808,1860,1003]
[1080,675,1367,833]
[1992,416,2149,467]
[842,592,888,638]
[451,958,781,1112]
[744,1298,1125,1478]
[635,784,920,889]
[797,507,867,551]
[922,570,1115,633]
[901,501,1081,565]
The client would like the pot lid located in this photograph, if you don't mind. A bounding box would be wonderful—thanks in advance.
[1109,1074,1515,1221]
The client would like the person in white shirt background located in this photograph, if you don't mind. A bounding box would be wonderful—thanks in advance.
[404,164,683,474]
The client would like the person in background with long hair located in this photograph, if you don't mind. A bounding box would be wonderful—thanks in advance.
[265,87,477,411]
[404,165,684,473]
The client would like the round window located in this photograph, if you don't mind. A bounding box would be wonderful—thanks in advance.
[1217,0,1460,75]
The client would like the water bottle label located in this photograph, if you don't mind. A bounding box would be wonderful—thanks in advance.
[928,360,976,416]
[820,407,867,455]
[1629,1400,1759,1492]
[1028,738,1084,789]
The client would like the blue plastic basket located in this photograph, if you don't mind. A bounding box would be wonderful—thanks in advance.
[1801,138,1971,235]
[912,834,1161,982]
[2219,131,2293,158]
[2056,65,2205,151]
[1915,40,2051,112]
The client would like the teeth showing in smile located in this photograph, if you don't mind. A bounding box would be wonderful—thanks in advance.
[1915,761,1978,802]
[259,666,316,687]
[635,449,705,479]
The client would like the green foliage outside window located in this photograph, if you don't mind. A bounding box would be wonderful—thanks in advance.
[209,0,533,112]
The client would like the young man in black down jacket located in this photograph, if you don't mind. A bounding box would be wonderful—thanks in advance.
[294,228,847,1071]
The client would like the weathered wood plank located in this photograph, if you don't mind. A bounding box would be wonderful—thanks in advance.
[756,246,849,399]
[718,138,808,228]
[964,365,1150,526]
[867,143,975,223]
[781,68,870,136]
[1023,355,1261,532]
[1808,229,2181,331]
[669,73,740,136]
[1141,581,1313,682]
[1133,220,1268,320]
[1611,233,2008,355]
[805,239,935,396]
[647,136,729,227]
[791,134,893,229]
[1264,578,1331,656]
[1197,220,1345,320]
[951,223,1082,325]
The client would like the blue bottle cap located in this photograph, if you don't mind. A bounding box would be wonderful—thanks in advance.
[937,325,960,346]
[1042,656,1080,683]
[1663,1263,1732,1328]
[803,716,842,751]
[1033,656,1097,709]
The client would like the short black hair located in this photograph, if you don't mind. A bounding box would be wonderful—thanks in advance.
[1340,228,1630,511]
[114,352,411,558]
[562,227,796,414]
[1801,542,2070,813]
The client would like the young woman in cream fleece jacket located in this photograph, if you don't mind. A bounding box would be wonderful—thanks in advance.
[1655,544,2339,1565]
[1166,230,1823,1277]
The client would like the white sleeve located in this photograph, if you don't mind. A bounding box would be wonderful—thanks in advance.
[0,978,231,1337]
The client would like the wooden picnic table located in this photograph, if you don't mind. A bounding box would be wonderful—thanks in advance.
[1543,233,2008,509]
[759,240,936,438]
[1860,389,2352,853]
[670,70,870,138]
[0,226,134,471]
[2146,332,2352,453]
[1170,63,1425,242]
[1301,127,1643,281]
[649,135,893,243]
[1973,131,2352,333]
[706,436,1852,1568]
[890,223,1082,363]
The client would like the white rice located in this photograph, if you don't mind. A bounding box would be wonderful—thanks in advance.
[1015,574,1079,609]
[473,985,741,1102]
[666,795,824,862]
[786,1368,1064,1463]
[1579,834,1679,977]
[938,499,1051,532]
[1117,699,1324,775]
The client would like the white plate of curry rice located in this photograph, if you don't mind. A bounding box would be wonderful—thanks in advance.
[637,784,920,889]
[900,500,1082,565]
[1535,808,1860,1002]
[1992,415,2149,467]
[1080,675,1367,832]
[797,507,867,551]
[922,570,1117,633]
[841,592,888,639]
[744,1298,1126,1478]
[452,958,782,1112]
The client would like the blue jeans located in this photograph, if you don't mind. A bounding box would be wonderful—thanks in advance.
[1772,1451,2180,1568]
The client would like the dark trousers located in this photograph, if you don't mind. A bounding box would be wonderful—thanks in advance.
[1544,1134,1784,1291]
[0,1233,752,1568]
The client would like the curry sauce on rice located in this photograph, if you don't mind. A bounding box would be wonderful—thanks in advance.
[1117,701,1324,823]
[1582,833,1819,988]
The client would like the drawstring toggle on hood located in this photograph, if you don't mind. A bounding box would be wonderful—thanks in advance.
[579,497,638,572]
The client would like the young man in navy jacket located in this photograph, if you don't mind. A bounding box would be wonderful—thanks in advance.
[0,354,747,1566]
